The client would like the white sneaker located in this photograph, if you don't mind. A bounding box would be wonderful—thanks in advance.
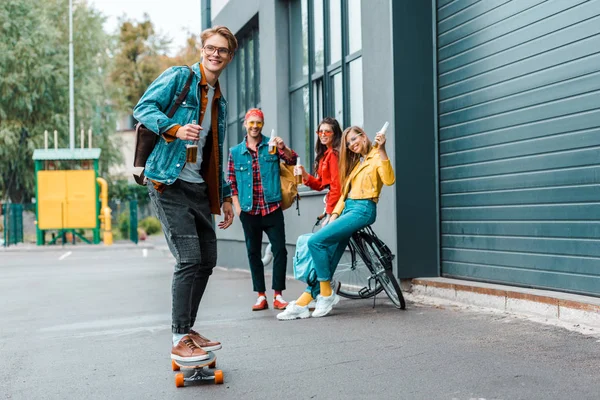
[312,292,340,318]
[276,301,310,321]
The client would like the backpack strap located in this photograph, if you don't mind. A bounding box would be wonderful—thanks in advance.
[166,65,194,118]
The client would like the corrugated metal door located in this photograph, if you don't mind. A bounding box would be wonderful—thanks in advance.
[436,0,600,296]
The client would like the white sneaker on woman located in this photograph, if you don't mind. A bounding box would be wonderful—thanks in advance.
[276,301,310,321]
[312,292,340,318]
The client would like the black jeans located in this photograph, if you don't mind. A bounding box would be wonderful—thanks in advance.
[239,208,287,292]
[148,180,216,334]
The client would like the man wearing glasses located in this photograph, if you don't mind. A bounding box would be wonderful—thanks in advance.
[133,26,237,362]
[227,109,298,312]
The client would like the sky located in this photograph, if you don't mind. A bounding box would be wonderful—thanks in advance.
[89,0,202,56]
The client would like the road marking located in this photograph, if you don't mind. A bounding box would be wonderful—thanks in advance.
[58,251,72,260]
[142,249,148,258]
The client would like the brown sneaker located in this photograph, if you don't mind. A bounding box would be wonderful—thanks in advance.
[189,329,222,351]
[171,335,209,362]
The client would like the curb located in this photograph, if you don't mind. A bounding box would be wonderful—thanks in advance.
[410,277,600,330]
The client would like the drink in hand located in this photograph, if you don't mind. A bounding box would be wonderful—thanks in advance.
[186,144,198,163]
[186,119,199,163]
[373,121,389,149]
[268,129,277,154]
[295,158,302,185]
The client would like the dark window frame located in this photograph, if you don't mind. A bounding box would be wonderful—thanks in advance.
[288,0,362,174]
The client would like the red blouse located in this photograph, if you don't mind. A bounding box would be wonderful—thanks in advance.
[303,148,341,214]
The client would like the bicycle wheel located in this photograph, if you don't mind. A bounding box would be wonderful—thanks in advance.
[334,235,384,299]
[361,232,406,309]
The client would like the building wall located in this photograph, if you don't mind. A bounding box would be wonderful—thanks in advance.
[109,130,137,182]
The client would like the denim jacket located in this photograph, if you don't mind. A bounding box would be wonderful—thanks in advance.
[133,63,231,214]
[229,135,284,212]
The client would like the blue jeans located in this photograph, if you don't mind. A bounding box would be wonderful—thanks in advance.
[305,199,377,297]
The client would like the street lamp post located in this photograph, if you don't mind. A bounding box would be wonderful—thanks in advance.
[69,0,75,150]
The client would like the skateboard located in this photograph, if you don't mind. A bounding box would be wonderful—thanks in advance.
[171,352,223,387]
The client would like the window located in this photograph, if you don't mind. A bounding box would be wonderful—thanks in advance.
[225,21,260,145]
[288,0,363,173]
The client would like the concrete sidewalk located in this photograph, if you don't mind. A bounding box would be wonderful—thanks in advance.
[9,234,597,337]
[3,245,600,399]
[408,278,600,335]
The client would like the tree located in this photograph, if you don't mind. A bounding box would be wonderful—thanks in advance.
[109,15,170,113]
[162,32,203,69]
[0,0,66,201]
[0,0,121,201]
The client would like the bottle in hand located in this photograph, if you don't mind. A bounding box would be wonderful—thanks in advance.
[268,129,277,155]
[295,158,303,185]
[186,119,199,163]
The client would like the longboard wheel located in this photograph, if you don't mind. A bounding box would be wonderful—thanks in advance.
[175,373,185,388]
[214,370,224,384]
[171,360,180,371]
[209,360,216,369]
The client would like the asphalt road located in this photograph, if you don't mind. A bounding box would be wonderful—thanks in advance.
[1,245,599,400]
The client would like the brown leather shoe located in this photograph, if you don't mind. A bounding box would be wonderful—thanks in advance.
[189,329,222,351]
[171,335,209,362]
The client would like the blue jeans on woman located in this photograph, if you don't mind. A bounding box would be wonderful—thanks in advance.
[305,199,377,298]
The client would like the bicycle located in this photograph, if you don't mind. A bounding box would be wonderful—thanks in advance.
[312,213,406,310]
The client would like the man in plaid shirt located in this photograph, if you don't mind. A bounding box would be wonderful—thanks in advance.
[228,108,298,311]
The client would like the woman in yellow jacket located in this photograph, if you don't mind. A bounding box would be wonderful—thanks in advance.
[277,125,395,320]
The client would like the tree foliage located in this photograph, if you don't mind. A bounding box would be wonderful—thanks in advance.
[109,15,171,113]
[0,1,200,203]
[0,0,121,202]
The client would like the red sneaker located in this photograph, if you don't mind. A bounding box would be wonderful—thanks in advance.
[273,294,288,310]
[252,295,268,311]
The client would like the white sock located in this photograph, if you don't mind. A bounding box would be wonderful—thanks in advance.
[173,333,186,346]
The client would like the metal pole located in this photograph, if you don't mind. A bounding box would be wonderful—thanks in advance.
[201,0,211,31]
[69,0,75,150]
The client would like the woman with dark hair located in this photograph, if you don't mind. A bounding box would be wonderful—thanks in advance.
[295,117,343,226]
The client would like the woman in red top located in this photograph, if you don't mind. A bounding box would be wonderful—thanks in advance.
[295,117,343,226]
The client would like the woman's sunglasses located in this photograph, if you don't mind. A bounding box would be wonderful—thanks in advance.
[346,132,363,148]
[316,130,333,136]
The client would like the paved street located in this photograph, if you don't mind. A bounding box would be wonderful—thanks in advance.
[1,245,599,400]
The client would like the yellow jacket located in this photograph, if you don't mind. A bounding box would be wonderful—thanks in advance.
[332,148,395,216]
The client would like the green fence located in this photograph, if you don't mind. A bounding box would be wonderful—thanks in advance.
[129,200,138,244]
[2,203,24,247]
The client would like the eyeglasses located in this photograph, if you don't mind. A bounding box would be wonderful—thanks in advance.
[247,121,263,127]
[203,45,232,57]
[346,133,363,148]
[317,130,333,136]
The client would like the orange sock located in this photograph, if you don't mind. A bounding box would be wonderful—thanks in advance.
[320,281,332,297]
[296,292,313,307]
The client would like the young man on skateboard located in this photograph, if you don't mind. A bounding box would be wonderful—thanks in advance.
[133,26,237,362]
[227,109,298,311]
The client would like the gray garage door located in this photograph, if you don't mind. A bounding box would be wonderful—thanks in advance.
[436,0,600,296]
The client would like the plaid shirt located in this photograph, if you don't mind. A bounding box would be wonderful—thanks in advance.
[228,137,298,216]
